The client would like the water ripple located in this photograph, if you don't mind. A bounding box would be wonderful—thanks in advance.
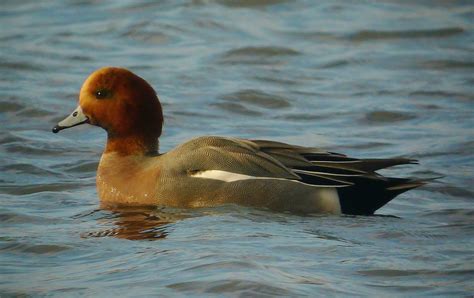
[350,27,465,41]
[220,89,291,109]
[362,110,417,124]
[219,46,300,65]
[168,279,293,295]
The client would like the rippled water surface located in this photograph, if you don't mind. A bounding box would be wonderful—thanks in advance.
[1,0,473,296]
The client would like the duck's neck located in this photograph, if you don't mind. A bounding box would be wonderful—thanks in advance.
[105,133,159,155]
[97,149,160,207]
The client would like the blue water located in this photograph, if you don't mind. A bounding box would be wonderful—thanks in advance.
[1,0,473,296]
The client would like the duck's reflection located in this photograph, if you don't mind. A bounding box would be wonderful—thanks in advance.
[82,206,189,240]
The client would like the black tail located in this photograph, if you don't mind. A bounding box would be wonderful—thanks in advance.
[337,176,426,215]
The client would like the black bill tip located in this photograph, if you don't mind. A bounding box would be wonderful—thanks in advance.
[52,125,63,133]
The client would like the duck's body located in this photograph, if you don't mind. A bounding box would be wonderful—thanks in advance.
[53,67,426,215]
[96,136,342,213]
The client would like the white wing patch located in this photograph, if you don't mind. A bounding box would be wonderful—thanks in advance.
[190,170,333,186]
[191,170,283,183]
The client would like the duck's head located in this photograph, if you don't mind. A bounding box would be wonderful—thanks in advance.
[53,67,163,155]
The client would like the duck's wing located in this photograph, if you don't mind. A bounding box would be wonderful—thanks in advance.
[166,136,351,187]
[251,139,418,178]
[166,136,426,214]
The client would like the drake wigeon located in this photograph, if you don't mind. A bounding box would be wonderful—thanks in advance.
[53,67,426,215]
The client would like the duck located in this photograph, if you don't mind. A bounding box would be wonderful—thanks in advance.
[52,66,427,215]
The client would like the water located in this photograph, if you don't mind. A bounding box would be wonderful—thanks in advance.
[1,0,473,296]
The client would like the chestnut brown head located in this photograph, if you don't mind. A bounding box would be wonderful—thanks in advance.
[53,67,164,154]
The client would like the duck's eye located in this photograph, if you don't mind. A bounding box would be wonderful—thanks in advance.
[95,89,110,99]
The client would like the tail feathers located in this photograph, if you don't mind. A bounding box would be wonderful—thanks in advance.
[311,158,418,173]
[387,181,424,192]
[350,158,418,172]
[387,176,441,192]
[337,176,427,215]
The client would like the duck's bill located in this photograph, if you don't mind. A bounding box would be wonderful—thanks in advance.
[52,106,89,133]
